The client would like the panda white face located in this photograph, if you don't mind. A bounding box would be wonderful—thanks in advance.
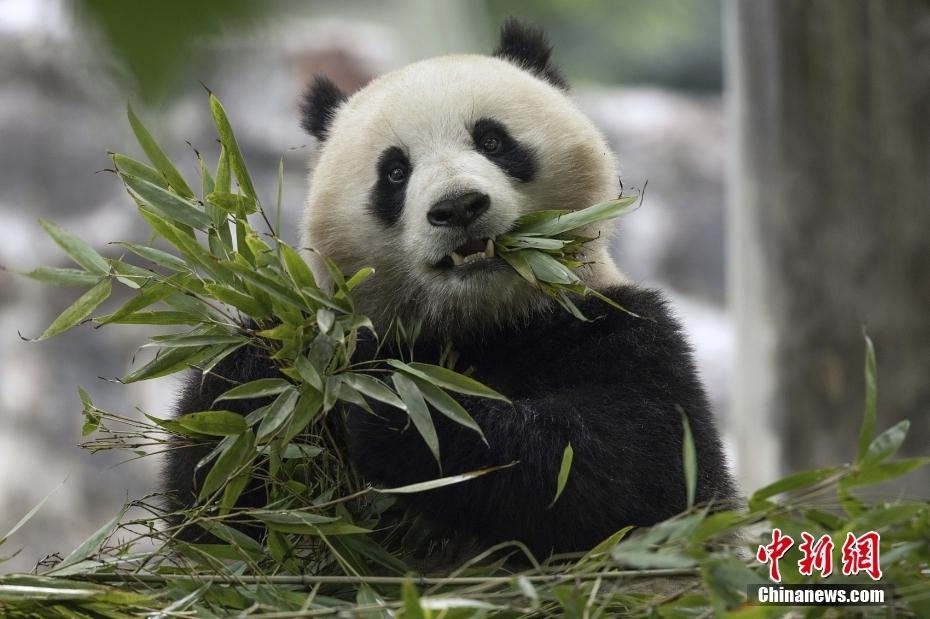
[300,27,621,335]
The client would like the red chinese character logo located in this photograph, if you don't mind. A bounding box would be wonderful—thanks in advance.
[756,528,795,582]
[841,531,882,580]
[797,532,834,577]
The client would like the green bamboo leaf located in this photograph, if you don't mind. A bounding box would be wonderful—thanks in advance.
[584,526,634,558]
[205,191,258,215]
[138,208,228,282]
[79,387,100,437]
[256,388,300,443]
[846,503,926,532]
[113,242,189,271]
[392,372,440,467]
[176,411,247,437]
[842,457,930,488]
[863,419,910,465]
[507,208,570,232]
[36,278,111,340]
[127,103,194,198]
[109,152,169,189]
[702,557,766,606]
[209,94,258,203]
[20,266,100,287]
[339,374,407,410]
[514,196,637,236]
[222,262,308,311]
[121,173,212,230]
[97,279,175,325]
[345,266,375,291]
[96,310,200,326]
[499,249,537,285]
[253,512,368,536]
[251,510,339,528]
[38,219,109,275]
[108,259,153,289]
[282,444,324,459]
[391,360,509,401]
[147,334,247,349]
[323,255,348,293]
[612,549,697,570]
[281,388,323,445]
[691,511,745,544]
[216,378,292,402]
[280,243,317,290]
[420,598,497,612]
[51,507,127,572]
[681,410,697,509]
[409,376,484,440]
[199,342,248,379]
[197,148,215,197]
[521,249,580,285]
[323,375,340,412]
[401,579,426,619]
[121,346,216,383]
[214,145,230,193]
[588,288,640,318]
[499,235,569,251]
[548,443,574,509]
[554,289,588,321]
[198,431,254,502]
[857,331,878,462]
[336,380,373,413]
[199,521,263,558]
[749,466,839,507]
[316,308,335,333]
[205,283,270,318]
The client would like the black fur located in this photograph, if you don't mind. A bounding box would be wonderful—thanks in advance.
[161,346,280,539]
[299,76,347,141]
[369,146,410,226]
[472,118,538,182]
[163,284,737,557]
[493,17,568,89]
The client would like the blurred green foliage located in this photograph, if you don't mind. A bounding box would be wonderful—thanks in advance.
[74,0,271,100]
[73,0,721,100]
[484,0,722,90]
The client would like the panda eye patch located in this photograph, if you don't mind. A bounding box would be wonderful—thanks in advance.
[369,146,410,226]
[471,118,538,183]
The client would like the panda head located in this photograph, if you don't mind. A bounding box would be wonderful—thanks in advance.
[300,19,621,336]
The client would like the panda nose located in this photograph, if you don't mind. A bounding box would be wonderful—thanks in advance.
[427,192,490,227]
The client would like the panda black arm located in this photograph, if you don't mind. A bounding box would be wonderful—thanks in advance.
[345,284,737,555]
[161,345,280,524]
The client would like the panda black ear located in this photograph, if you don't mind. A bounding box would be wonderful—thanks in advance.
[493,17,568,90]
[299,76,347,142]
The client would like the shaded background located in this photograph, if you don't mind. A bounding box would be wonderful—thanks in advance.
[1,0,927,573]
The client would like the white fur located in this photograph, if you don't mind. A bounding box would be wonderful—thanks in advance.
[300,54,622,335]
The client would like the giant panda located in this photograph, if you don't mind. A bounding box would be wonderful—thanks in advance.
[164,19,737,559]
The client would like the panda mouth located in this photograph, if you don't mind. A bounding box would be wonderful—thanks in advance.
[437,238,496,268]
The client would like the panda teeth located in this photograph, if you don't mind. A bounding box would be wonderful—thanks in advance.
[463,252,486,264]
[447,239,495,267]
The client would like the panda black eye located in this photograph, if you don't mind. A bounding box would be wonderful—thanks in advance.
[480,133,502,154]
[386,166,406,184]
